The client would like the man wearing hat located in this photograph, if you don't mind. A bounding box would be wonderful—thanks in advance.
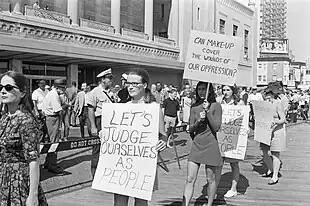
[118,73,131,103]
[74,83,92,138]
[41,79,66,174]
[87,68,115,177]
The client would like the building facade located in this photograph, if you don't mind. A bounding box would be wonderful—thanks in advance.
[0,0,257,92]
[256,57,290,86]
[259,0,287,39]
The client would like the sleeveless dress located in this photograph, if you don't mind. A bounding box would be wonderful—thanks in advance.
[126,100,166,191]
[220,98,245,163]
[0,111,48,206]
[188,102,223,166]
[270,100,287,152]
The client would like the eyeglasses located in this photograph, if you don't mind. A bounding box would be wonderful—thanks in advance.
[222,89,231,92]
[0,84,19,92]
[125,82,143,87]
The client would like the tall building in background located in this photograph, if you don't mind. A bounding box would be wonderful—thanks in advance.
[254,0,290,87]
[260,0,287,39]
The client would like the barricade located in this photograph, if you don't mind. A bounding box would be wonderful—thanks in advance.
[39,124,189,172]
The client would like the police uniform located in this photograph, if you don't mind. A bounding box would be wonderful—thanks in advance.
[87,68,115,176]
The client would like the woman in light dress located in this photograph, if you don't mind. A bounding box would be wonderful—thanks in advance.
[219,85,245,198]
[113,67,168,206]
[261,85,286,185]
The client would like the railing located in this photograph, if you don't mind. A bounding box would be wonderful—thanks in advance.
[154,36,176,47]
[79,18,115,33]
[121,27,149,41]
[24,5,70,25]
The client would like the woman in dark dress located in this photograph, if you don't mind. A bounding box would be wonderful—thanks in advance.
[183,81,223,206]
[0,71,48,206]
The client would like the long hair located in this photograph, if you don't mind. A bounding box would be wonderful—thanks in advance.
[221,85,240,105]
[1,71,35,116]
[128,67,156,103]
[193,81,216,107]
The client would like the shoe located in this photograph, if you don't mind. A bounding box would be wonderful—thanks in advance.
[268,179,279,185]
[47,166,65,175]
[224,190,237,198]
[262,172,273,178]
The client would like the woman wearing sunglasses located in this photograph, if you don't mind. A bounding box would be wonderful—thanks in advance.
[0,71,48,206]
[219,85,245,198]
[183,81,223,206]
[112,67,167,206]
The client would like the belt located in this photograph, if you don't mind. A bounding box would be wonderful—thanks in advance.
[47,114,59,117]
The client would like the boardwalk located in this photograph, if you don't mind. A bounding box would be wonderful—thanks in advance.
[47,122,310,206]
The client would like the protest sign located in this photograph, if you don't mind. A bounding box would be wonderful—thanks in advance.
[183,30,243,86]
[217,105,250,160]
[92,103,159,201]
[251,100,275,146]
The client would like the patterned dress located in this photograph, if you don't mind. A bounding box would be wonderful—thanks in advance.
[0,110,48,206]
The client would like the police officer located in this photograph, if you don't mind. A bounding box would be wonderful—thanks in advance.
[87,68,115,177]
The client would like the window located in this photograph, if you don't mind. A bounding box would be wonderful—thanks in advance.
[161,4,165,18]
[197,7,200,21]
[258,75,262,82]
[263,75,267,82]
[233,25,238,36]
[273,63,277,70]
[272,75,277,81]
[219,19,225,34]
[306,70,310,75]
[244,29,249,57]
[258,63,262,68]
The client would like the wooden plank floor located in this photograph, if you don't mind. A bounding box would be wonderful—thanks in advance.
[47,122,310,206]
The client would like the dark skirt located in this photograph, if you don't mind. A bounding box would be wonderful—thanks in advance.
[188,131,223,166]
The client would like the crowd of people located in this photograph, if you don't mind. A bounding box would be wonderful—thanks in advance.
[0,67,309,206]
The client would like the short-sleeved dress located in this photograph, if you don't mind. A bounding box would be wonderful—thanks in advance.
[188,102,223,166]
[0,111,48,206]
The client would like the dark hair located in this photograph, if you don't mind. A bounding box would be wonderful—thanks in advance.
[193,81,216,107]
[128,68,156,103]
[221,85,240,105]
[1,71,35,116]
[72,81,77,87]
[265,90,279,99]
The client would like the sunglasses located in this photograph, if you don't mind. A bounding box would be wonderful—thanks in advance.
[0,84,19,92]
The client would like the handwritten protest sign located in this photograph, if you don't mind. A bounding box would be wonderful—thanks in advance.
[217,105,250,160]
[251,100,275,146]
[183,30,242,85]
[92,103,159,201]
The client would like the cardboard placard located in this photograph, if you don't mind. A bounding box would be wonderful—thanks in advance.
[183,30,242,86]
[251,100,275,146]
[217,105,250,160]
[92,103,159,201]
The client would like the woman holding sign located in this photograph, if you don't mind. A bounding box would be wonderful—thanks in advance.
[112,67,168,206]
[183,81,223,206]
[261,85,286,185]
[219,85,245,198]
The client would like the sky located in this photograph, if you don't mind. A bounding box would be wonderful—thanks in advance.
[287,0,310,62]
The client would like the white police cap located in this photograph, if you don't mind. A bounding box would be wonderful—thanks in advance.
[96,68,113,78]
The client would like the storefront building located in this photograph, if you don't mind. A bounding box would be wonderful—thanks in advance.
[0,0,256,92]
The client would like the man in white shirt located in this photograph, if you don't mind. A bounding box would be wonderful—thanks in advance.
[42,79,66,174]
[248,87,264,103]
[32,80,49,142]
[74,83,91,138]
